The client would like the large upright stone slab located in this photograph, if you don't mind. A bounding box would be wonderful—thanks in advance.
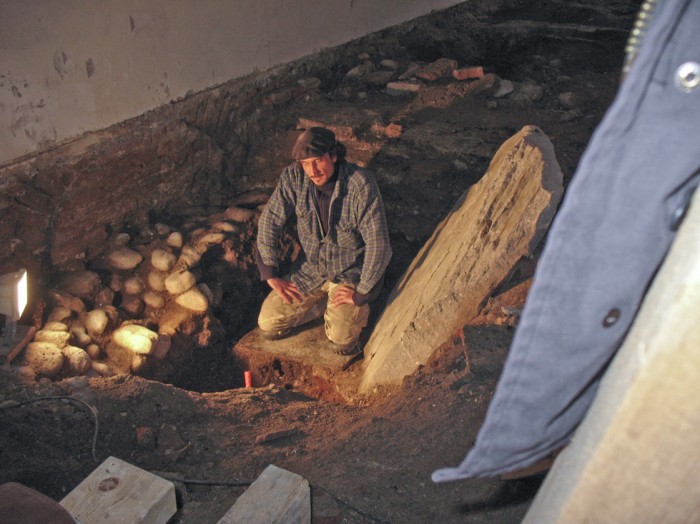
[359,125,563,392]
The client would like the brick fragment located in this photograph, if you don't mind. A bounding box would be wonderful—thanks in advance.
[453,66,485,81]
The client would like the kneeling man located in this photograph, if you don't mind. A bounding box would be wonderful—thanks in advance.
[255,127,392,355]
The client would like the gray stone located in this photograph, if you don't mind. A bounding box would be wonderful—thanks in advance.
[86,343,101,360]
[175,287,209,313]
[85,309,110,337]
[143,291,166,309]
[155,223,171,236]
[112,233,131,246]
[34,329,71,349]
[165,271,196,295]
[123,277,145,295]
[151,249,177,272]
[511,82,544,105]
[345,62,375,78]
[175,245,202,270]
[47,307,72,322]
[24,342,64,378]
[106,247,144,270]
[94,286,115,307]
[70,324,92,346]
[57,271,101,300]
[62,345,91,374]
[224,206,255,223]
[112,324,159,355]
[493,79,515,98]
[210,221,238,233]
[359,125,564,392]
[194,232,225,251]
[364,70,398,86]
[91,361,112,376]
[166,232,183,249]
[148,270,167,292]
[120,296,145,317]
[229,191,269,208]
[49,289,86,313]
[44,321,69,332]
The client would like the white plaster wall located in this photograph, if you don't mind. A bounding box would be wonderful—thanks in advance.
[0,0,462,166]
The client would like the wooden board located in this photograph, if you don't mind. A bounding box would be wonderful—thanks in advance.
[217,464,310,524]
[60,456,176,524]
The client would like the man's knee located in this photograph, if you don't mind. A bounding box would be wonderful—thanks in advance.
[324,303,369,345]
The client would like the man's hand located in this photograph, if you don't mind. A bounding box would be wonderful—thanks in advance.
[330,285,356,307]
[267,277,301,304]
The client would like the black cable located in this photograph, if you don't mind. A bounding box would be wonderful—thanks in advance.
[0,395,99,462]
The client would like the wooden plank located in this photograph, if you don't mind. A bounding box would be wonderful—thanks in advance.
[60,456,176,524]
[524,196,700,523]
[217,464,310,524]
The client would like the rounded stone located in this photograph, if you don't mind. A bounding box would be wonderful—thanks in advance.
[85,309,110,337]
[175,287,209,313]
[62,345,91,374]
[86,343,101,360]
[25,342,64,378]
[44,321,69,332]
[112,324,159,355]
[210,221,238,233]
[165,271,197,295]
[123,277,145,295]
[91,361,113,376]
[155,223,171,236]
[47,307,72,323]
[120,296,145,317]
[106,247,144,270]
[112,233,131,246]
[143,291,165,309]
[151,249,177,272]
[147,270,167,292]
[57,271,101,300]
[176,245,202,269]
[70,325,92,346]
[94,286,115,307]
[34,329,71,349]
[166,232,183,249]
[195,232,225,249]
[224,206,255,223]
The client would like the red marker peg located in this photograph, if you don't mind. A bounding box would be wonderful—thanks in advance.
[244,370,253,388]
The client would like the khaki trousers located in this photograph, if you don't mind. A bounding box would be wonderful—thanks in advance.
[258,281,370,345]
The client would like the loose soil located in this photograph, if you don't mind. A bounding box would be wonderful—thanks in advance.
[0,2,639,522]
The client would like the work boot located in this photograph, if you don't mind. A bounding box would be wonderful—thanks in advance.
[331,340,360,356]
[259,328,291,340]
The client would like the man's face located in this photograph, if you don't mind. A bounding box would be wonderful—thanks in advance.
[300,153,336,186]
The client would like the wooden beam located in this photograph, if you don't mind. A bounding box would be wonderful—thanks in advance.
[524,195,700,523]
[217,464,310,524]
[60,456,176,524]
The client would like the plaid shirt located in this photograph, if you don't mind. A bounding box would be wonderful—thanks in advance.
[257,161,392,296]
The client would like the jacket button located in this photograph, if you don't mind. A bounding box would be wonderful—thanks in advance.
[603,309,621,327]
[674,62,700,93]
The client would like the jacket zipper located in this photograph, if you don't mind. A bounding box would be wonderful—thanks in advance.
[622,0,661,76]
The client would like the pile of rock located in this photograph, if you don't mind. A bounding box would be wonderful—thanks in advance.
[342,53,546,106]
[20,191,270,382]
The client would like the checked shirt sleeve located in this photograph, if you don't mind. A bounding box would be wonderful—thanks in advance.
[355,177,392,296]
[257,167,297,271]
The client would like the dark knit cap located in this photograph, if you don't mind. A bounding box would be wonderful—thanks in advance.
[291,127,337,160]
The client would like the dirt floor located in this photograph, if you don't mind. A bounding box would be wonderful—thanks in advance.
[0,2,640,522]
